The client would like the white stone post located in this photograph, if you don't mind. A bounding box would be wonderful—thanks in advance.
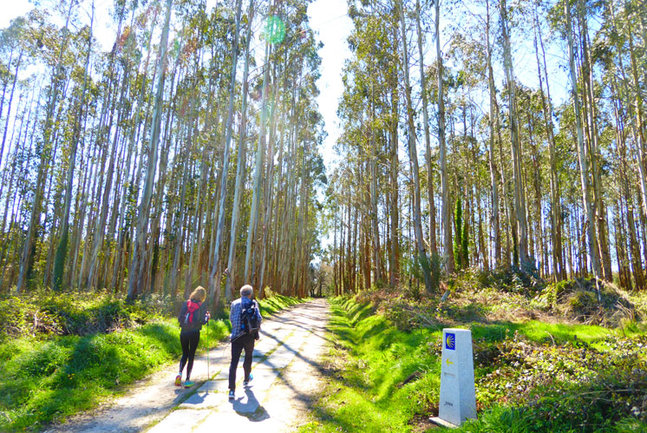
[436,328,477,426]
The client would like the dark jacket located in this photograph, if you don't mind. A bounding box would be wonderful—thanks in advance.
[178,299,209,332]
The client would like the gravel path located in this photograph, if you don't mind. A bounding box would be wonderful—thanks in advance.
[44,299,330,433]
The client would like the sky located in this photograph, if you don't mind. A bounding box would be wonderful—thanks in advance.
[307,0,353,170]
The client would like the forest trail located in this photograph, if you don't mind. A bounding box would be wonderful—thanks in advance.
[44,299,330,433]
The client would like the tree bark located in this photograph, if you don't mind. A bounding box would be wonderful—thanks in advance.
[500,0,531,272]
[435,0,454,274]
[399,0,434,293]
[127,0,173,301]
[564,0,602,279]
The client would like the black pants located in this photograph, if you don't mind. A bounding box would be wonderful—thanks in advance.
[179,329,200,380]
[228,333,255,391]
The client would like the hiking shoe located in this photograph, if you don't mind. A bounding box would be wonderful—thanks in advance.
[174,375,182,386]
[228,390,235,400]
[184,380,194,388]
[243,374,253,386]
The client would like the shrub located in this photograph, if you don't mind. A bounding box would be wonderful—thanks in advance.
[0,290,164,342]
[534,279,636,326]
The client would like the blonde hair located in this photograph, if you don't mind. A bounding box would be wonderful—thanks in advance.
[240,284,253,298]
[189,286,207,302]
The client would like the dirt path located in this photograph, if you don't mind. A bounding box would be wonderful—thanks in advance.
[44,299,330,433]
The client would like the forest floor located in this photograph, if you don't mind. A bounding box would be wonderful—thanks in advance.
[42,299,330,433]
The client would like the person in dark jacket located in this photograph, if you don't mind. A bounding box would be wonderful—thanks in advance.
[228,284,262,400]
[176,286,210,387]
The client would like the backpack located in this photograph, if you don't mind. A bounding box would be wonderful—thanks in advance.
[182,300,202,328]
[240,300,260,340]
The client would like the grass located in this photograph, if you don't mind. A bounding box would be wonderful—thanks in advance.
[299,296,647,433]
[257,293,304,316]
[0,290,303,432]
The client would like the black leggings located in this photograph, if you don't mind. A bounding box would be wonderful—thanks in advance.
[179,330,200,380]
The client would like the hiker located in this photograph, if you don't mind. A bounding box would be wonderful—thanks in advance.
[228,284,262,400]
[176,286,210,388]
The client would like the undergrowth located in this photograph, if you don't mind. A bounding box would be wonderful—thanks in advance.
[0,290,161,340]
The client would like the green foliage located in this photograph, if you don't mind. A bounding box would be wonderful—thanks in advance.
[453,198,469,271]
[474,267,543,296]
[462,333,647,432]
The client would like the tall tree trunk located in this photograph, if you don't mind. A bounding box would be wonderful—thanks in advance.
[436,0,454,274]
[16,0,75,292]
[388,20,400,288]
[53,3,94,291]
[244,40,271,284]
[208,0,243,307]
[416,0,437,256]
[226,0,255,301]
[500,0,531,272]
[399,0,434,293]
[564,0,602,279]
[485,0,501,267]
[533,8,565,280]
[577,0,612,281]
[127,0,173,301]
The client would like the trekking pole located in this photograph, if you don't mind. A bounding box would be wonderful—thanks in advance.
[206,317,210,381]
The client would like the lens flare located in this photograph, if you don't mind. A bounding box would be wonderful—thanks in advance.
[264,16,286,44]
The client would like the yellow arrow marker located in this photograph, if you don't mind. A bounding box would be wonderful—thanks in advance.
[445,358,454,366]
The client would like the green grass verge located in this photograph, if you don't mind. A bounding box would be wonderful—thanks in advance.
[257,293,304,316]
[0,292,302,432]
[0,318,229,432]
[299,297,647,433]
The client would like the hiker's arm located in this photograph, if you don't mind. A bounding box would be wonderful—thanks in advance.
[255,301,262,323]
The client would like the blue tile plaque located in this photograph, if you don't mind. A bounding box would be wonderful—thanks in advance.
[445,332,456,350]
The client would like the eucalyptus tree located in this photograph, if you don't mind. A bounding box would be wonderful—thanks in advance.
[435,0,454,274]
[207,0,244,307]
[16,1,78,292]
[127,0,173,300]
[499,0,531,272]
[531,0,565,281]
[52,2,94,291]
[398,0,434,293]
[415,0,437,257]
[225,0,255,302]
[560,0,602,280]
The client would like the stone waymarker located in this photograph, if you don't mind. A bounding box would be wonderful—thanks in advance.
[431,328,477,427]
